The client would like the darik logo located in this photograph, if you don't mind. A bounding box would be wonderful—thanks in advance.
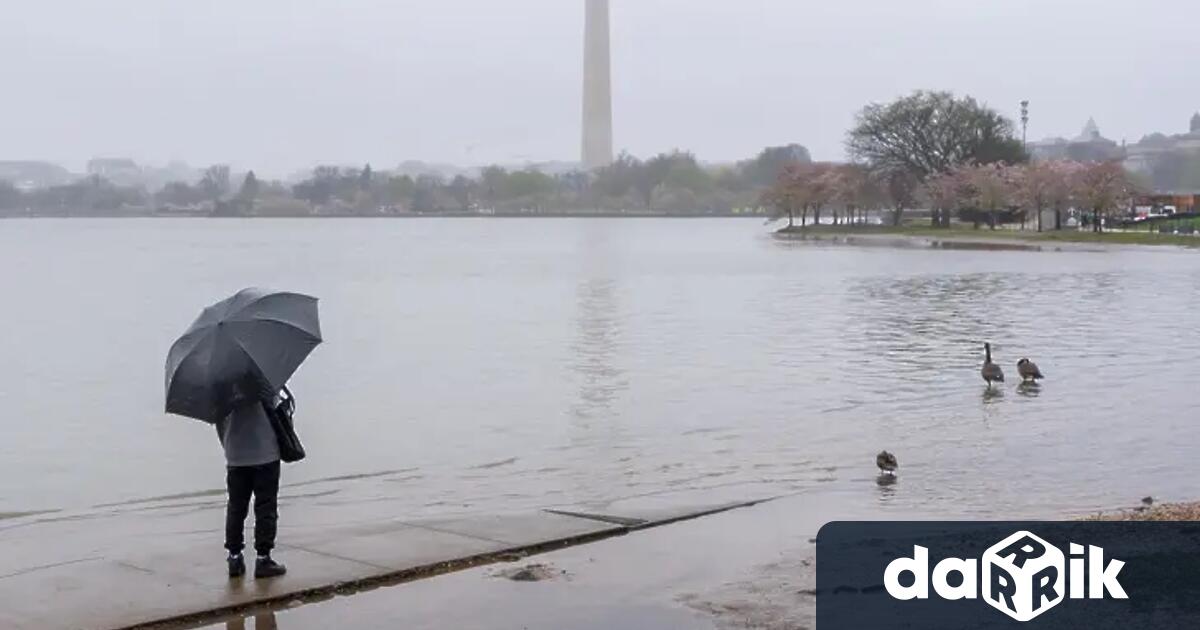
[884,530,1128,622]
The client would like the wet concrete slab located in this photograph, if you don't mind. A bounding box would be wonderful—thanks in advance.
[283,525,508,571]
[191,492,867,630]
[404,511,625,547]
[0,486,743,630]
[547,487,779,530]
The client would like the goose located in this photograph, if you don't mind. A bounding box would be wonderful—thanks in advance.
[1017,358,1044,383]
[876,451,898,475]
[981,343,1005,387]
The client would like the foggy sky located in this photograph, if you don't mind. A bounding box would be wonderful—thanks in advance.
[4,0,1198,177]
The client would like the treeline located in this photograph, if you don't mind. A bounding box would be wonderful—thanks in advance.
[764,90,1142,232]
[768,160,1140,233]
[0,176,148,217]
[0,145,816,217]
[274,146,812,215]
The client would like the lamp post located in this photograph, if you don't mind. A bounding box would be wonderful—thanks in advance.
[1020,100,1030,151]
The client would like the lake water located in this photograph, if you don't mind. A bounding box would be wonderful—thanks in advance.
[1,218,1198,520]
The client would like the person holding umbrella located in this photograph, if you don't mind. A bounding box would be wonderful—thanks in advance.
[214,377,288,578]
[165,288,322,580]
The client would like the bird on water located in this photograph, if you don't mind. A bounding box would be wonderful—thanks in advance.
[981,343,1005,388]
[1017,358,1044,383]
[876,451,898,475]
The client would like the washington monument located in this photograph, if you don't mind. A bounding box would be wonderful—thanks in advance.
[581,0,614,170]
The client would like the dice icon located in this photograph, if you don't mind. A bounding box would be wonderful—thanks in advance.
[982,531,1065,621]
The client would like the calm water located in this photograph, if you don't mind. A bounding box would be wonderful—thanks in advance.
[1,218,1198,519]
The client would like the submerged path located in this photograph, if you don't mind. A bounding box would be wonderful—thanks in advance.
[0,482,769,630]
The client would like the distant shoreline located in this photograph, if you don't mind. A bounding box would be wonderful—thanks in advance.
[0,212,763,220]
[773,225,1200,249]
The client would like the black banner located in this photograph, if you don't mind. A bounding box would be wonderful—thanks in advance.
[817,521,1200,629]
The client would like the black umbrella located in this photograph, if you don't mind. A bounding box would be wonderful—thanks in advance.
[165,288,322,423]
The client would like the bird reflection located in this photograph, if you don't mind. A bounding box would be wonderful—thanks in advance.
[982,387,1005,404]
[226,611,277,630]
[875,473,898,501]
[1016,382,1042,398]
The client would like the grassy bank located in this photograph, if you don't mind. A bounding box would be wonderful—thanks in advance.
[776,224,1200,248]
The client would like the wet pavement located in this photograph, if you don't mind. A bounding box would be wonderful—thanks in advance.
[0,481,769,630]
[193,491,945,630]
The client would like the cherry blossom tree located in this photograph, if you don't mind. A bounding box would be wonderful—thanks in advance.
[965,163,1019,230]
[1014,160,1081,232]
[921,165,973,228]
[1073,161,1139,233]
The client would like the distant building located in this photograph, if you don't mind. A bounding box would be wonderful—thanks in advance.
[1029,118,1124,163]
[0,161,75,191]
[1124,113,1200,186]
[87,158,144,187]
[1031,114,1200,192]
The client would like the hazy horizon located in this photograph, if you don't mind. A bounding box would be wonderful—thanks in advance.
[3,0,1198,178]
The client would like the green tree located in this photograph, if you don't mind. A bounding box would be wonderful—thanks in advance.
[378,175,415,208]
[633,151,695,209]
[237,171,260,204]
[480,166,508,205]
[847,91,1026,227]
[292,166,342,207]
[411,174,444,212]
[157,181,206,207]
[359,164,373,191]
[741,144,812,187]
[447,175,476,211]
[505,170,556,200]
[593,152,639,201]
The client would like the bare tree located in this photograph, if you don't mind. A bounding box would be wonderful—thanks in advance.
[199,165,231,202]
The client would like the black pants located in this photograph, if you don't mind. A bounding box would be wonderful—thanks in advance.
[225,461,281,556]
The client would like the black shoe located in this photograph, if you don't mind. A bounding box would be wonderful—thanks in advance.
[255,556,287,579]
[228,554,246,578]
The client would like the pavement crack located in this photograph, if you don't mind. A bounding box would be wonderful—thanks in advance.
[279,543,394,571]
[397,522,513,546]
[542,510,648,527]
[0,556,104,580]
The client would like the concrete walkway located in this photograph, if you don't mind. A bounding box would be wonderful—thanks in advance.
[198,489,910,630]
[0,482,766,630]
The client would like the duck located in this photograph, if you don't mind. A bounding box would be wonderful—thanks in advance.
[876,451,898,475]
[1017,358,1044,383]
[981,343,1005,387]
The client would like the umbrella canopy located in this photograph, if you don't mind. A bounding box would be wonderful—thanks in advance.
[165,288,322,423]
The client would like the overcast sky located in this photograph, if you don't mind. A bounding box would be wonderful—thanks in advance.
[3,0,1197,177]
